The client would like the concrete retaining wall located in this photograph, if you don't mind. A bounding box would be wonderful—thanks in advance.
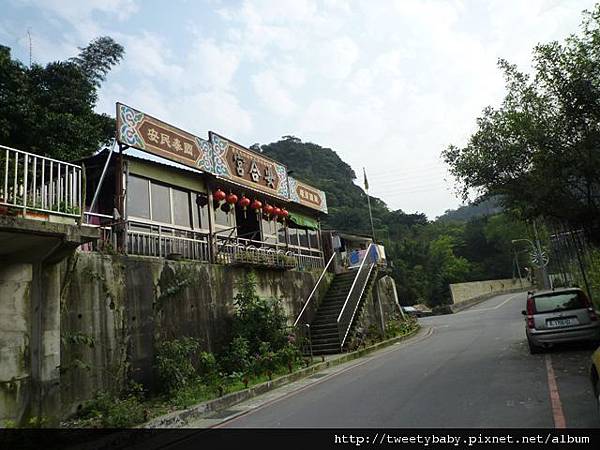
[449,278,533,310]
[1,251,400,424]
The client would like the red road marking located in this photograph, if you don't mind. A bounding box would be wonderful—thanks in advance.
[544,354,566,428]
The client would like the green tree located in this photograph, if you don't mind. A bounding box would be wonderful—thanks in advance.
[0,36,124,161]
[442,5,600,235]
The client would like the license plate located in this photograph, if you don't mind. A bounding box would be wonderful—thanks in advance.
[546,318,578,328]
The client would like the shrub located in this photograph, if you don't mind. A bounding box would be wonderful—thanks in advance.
[155,337,201,394]
[78,386,146,428]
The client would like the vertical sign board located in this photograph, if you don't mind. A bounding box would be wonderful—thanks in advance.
[116,103,213,172]
[209,131,289,199]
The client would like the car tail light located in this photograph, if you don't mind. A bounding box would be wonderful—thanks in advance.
[581,292,598,321]
[526,296,535,329]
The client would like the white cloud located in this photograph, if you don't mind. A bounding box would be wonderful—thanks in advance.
[252,71,297,116]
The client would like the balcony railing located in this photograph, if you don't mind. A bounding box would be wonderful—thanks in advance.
[0,145,82,218]
[81,218,323,270]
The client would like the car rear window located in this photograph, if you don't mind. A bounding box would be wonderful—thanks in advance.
[533,291,587,313]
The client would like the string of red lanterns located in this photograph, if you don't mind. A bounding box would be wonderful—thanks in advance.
[212,189,289,224]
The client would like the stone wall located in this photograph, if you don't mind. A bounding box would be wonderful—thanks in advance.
[449,278,533,307]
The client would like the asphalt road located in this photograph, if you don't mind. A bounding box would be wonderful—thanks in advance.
[220,292,598,428]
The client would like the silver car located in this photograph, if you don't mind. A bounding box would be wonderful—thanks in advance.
[522,288,600,354]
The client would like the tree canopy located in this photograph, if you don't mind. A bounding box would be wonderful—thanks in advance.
[442,5,600,234]
[0,36,123,161]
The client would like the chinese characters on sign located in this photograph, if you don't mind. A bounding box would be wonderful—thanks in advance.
[138,121,200,163]
[226,146,281,193]
[296,184,323,208]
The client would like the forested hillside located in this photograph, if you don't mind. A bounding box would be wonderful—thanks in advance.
[258,137,528,307]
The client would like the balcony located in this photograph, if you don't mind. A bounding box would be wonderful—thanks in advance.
[82,216,324,271]
[0,145,83,222]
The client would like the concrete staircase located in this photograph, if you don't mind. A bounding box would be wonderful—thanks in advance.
[310,269,376,355]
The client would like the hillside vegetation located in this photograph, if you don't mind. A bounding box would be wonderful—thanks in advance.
[259,137,526,307]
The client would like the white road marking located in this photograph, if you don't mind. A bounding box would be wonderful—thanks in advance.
[460,293,522,313]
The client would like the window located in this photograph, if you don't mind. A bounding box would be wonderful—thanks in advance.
[214,203,233,227]
[151,183,171,223]
[288,227,299,246]
[172,188,191,228]
[278,224,287,244]
[127,175,206,231]
[298,229,309,248]
[192,193,209,230]
[127,175,150,219]
[309,229,319,249]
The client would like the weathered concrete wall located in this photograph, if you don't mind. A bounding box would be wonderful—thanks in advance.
[450,278,533,306]
[352,275,403,342]
[58,252,325,417]
[0,264,32,425]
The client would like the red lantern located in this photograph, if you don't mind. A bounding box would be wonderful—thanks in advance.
[213,189,226,203]
[280,209,289,218]
[239,195,251,218]
[273,207,282,218]
[239,196,251,208]
[251,199,262,212]
[264,204,274,217]
[226,193,238,205]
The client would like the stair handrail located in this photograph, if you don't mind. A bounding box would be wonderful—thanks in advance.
[293,252,336,327]
[337,243,378,350]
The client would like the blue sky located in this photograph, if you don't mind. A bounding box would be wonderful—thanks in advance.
[1,0,597,218]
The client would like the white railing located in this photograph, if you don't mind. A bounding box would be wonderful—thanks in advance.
[337,243,379,350]
[294,252,336,327]
[0,144,82,218]
[126,221,210,261]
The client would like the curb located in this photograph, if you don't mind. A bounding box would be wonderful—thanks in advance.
[143,324,422,428]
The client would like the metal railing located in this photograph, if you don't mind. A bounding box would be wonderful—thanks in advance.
[126,221,210,261]
[0,144,83,218]
[337,243,378,350]
[294,252,336,327]
[216,234,324,270]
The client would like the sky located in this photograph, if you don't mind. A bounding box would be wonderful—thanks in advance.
[1,0,597,218]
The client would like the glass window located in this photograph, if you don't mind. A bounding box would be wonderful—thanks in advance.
[127,175,150,219]
[172,188,191,228]
[151,182,171,223]
[192,194,209,230]
[288,227,299,247]
[214,203,233,227]
[309,229,319,249]
[534,292,587,313]
[298,228,309,248]
[262,217,274,237]
[278,224,287,244]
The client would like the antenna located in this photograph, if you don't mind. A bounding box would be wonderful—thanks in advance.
[27,28,32,67]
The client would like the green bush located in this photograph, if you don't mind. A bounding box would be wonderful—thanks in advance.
[231,272,288,355]
[78,387,146,428]
[155,337,201,394]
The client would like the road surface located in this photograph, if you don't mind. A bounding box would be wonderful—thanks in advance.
[216,292,598,428]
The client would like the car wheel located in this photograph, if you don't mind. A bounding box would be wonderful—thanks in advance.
[528,337,542,354]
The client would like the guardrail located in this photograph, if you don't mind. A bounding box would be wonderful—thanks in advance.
[0,144,82,218]
[337,243,378,350]
[294,252,336,327]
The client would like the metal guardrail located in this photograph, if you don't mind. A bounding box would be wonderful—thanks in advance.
[337,243,378,350]
[294,252,336,327]
[0,144,82,218]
